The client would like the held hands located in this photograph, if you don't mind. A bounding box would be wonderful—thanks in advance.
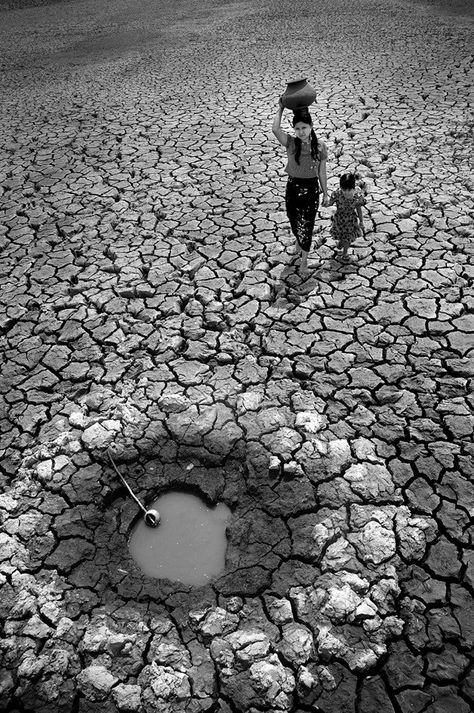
[322,193,329,207]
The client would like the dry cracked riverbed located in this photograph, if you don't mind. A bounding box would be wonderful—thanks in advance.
[1,0,473,711]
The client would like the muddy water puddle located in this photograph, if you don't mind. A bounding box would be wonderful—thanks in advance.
[129,491,232,586]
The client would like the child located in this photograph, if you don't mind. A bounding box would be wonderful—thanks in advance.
[272,101,329,273]
[328,172,366,261]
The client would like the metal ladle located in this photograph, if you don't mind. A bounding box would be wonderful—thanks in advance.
[108,449,160,528]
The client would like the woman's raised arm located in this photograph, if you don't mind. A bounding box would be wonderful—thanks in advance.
[272,100,288,146]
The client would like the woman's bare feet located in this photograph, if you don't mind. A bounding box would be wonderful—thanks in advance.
[292,244,302,257]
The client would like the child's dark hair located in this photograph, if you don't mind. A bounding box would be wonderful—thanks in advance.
[340,172,356,190]
[292,110,320,165]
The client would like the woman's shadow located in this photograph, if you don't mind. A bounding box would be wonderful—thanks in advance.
[269,233,358,307]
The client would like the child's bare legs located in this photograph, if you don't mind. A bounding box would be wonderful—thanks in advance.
[336,239,350,261]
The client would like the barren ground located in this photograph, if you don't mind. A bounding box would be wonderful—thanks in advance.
[1,1,473,712]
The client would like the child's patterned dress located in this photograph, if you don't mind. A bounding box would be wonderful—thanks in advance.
[329,188,366,250]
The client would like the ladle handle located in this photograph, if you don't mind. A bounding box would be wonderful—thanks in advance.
[108,449,146,514]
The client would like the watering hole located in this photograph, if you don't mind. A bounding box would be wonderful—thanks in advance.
[128,490,232,586]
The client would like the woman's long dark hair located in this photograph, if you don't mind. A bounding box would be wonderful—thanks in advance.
[292,110,320,165]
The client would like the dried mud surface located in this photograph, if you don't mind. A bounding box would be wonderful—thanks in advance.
[1,0,473,712]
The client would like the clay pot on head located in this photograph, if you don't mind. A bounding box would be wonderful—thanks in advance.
[280,78,316,112]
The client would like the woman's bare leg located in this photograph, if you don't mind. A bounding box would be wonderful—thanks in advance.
[300,249,309,272]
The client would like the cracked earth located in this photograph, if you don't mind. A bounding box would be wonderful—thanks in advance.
[1,0,473,711]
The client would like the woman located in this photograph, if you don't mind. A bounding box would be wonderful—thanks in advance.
[272,101,329,273]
